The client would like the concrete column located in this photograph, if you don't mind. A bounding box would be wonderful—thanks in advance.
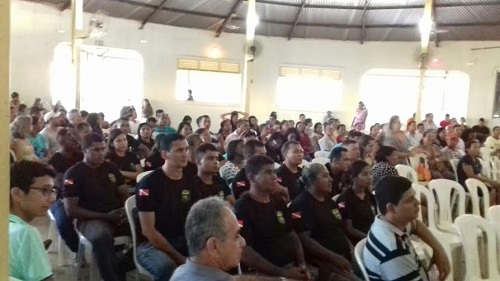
[0,0,11,278]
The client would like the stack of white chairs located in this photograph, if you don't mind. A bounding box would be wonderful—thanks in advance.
[448,159,460,182]
[412,183,458,281]
[454,214,500,281]
[354,238,370,281]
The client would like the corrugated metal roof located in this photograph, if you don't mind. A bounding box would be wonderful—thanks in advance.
[22,0,500,42]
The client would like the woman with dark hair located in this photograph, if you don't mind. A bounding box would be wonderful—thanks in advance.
[436,127,447,148]
[220,110,249,131]
[358,135,375,165]
[290,163,358,281]
[296,122,313,160]
[372,145,399,187]
[310,122,324,152]
[176,122,193,137]
[136,123,155,159]
[106,128,142,185]
[458,139,500,205]
[369,123,381,139]
[182,115,192,124]
[248,116,260,137]
[285,127,300,142]
[217,119,232,154]
[86,112,103,137]
[219,139,244,182]
[337,160,376,244]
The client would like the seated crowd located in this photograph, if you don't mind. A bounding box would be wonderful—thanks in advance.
[13,91,500,281]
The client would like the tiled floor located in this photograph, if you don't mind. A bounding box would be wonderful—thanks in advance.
[31,215,146,281]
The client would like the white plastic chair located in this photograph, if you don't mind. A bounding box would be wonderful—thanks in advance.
[454,214,500,281]
[449,158,460,182]
[412,183,458,281]
[314,151,330,159]
[487,205,500,223]
[478,157,493,179]
[465,178,490,217]
[395,164,418,183]
[428,179,466,233]
[136,170,153,183]
[311,157,329,165]
[299,159,310,168]
[480,147,494,160]
[47,210,69,266]
[125,196,154,280]
[408,153,428,170]
[354,238,370,281]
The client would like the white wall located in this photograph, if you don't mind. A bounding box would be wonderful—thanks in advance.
[10,0,500,127]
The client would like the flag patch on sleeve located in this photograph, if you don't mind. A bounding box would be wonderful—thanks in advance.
[139,189,150,197]
[236,181,246,187]
[64,179,74,186]
[338,202,346,208]
[237,220,244,227]
[292,212,302,219]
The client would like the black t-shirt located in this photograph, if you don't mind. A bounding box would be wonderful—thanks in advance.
[143,152,164,171]
[192,175,232,200]
[106,151,140,172]
[290,191,351,260]
[337,188,377,243]
[276,165,303,200]
[472,125,491,137]
[457,155,482,191]
[49,152,84,191]
[135,168,197,243]
[325,162,351,196]
[62,161,125,213]
[140,139,155,151]
[231,168,250,200]
[127,135,140,151]
[183,161,198,178]
[235,194,296,267]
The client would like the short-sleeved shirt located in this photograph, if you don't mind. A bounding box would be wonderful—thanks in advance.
[276,165,303,200]
[290,191,351,260]
[62,161,125,213]
[106,151,140,172]
[231,168,250,200]
[135,168,197,241]
[325,162,351,196]
[337,188,377,241]
[183,161,198,178]
[364,216,428,281]
[170,259,231,281]
[192,175,232,200]
[372,162,398,188]
[154,126,176,135]
[143,152,164,171]
[219,161,241,182]
[49,151,84,191]
[9,214,52,281]
[457,154,482,190]
[235,194,296,267]
[28,134,48,159]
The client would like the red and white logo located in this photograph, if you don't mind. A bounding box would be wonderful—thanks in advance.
[338,202,346,208]
[236,181,246,187]
[64,179,74,186]
[237,220,244,227]
[139,189,150,197]
[292,212,302,220]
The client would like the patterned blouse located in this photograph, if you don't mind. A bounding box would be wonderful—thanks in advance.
[372,162,399,188]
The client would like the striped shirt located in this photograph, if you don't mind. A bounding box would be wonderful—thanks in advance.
[363,215,428,281]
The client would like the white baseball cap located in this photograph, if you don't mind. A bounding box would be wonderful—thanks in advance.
[44,111,62,123]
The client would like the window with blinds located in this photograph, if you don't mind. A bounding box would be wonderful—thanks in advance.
[276,65,343,112]
[175,58,242,104]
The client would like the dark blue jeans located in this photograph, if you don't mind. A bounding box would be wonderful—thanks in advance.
[50,200,79,253]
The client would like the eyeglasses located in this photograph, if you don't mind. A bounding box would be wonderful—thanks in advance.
[30,187,58,197]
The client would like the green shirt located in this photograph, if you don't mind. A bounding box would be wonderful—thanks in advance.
[9,214,52,281]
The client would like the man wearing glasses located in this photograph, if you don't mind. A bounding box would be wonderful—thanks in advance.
[10,160,57,280]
